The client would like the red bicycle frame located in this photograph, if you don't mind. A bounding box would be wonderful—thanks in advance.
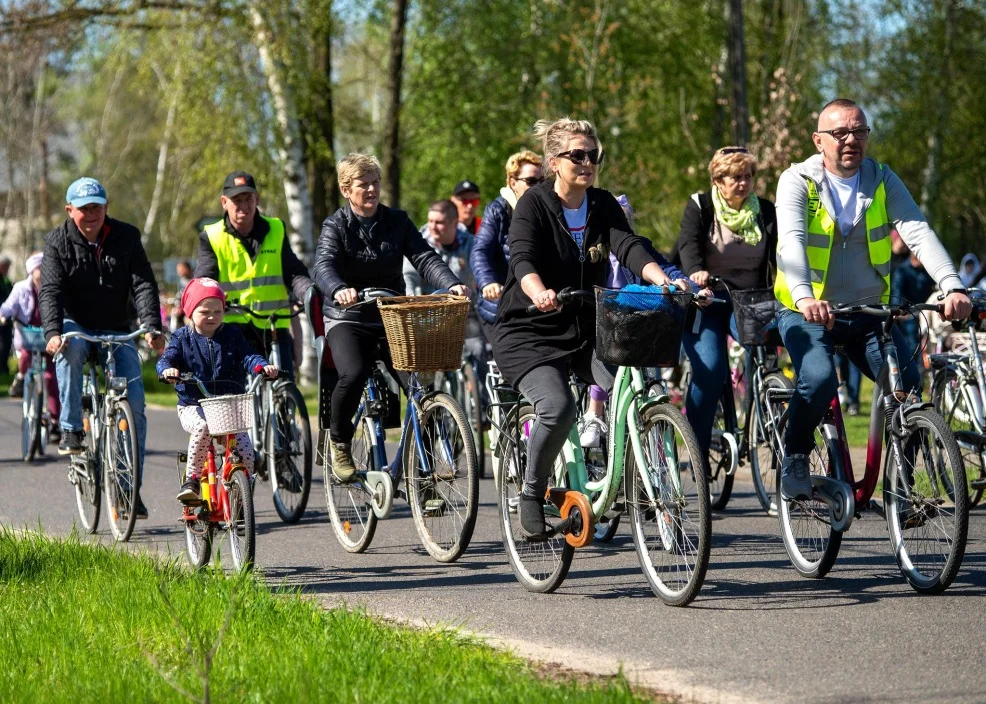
[183,433,248,523]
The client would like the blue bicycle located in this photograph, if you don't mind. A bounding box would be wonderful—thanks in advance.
[307,287,479,563]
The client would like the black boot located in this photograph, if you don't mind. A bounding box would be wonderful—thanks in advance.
[519,494,550,541]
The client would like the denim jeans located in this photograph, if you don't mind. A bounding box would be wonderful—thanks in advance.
[56,320,148,488]
[777,308,921,455]
[682,297,739,457]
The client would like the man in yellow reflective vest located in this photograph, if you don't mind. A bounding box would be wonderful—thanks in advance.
[194,171,312,378]
[774,98,971,501]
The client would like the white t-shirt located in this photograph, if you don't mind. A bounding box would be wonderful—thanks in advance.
[824,170,861,238]
[562,197,588,250]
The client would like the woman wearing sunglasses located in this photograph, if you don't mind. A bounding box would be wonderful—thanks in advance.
[675,146,777,474]
[491,117,688,538]
[471,149,544,342]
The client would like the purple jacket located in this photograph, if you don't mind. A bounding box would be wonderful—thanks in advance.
[0,279,40,350]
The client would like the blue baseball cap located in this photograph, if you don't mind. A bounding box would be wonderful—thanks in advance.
[66,177,107,207]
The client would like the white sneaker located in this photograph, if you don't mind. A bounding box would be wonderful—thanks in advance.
[579,413,606,448]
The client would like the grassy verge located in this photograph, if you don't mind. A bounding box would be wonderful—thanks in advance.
[0,530,656,704]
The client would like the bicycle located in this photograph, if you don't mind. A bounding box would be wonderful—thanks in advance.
[775,301,969,593]
[929,289,986,507]
[225,303,313,524]
[168,372,259,572]
[700,278,794,513]
[309,287,480,562]
[62,325,153,542]
[493,287,711,605]
[434,346,487,479]
[17,324,53,462]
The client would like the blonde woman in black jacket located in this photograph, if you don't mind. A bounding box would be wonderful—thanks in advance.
[492,118,686,539]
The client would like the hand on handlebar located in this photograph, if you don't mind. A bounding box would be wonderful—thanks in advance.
[334,287,358,307]
[943,291,972,322]
[449,284,471,298]
[796,297,834,329]
[482,283,503,301]
[262,364,279,379]
[161,367,180,384]
[531,288,560,313]
[689,270,711,288]
[45,334,62,356]
[146,330,165,352]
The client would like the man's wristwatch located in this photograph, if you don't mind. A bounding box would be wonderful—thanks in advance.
[945,287,969,297]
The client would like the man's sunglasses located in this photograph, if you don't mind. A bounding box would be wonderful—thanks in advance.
[514,176,544,187]
[818,127,871,142]
[556,148,605,166]
[457,197,480,207]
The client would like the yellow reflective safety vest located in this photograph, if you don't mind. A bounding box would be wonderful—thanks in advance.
[775,165,892,311]
[205,216,291,329]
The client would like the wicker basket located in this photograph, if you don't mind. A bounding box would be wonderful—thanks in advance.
[19,326,46,352]
[377,294,470,372]
[199,393,255,436]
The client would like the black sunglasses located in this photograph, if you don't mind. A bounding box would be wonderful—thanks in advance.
[818,127,871,142]
[556,148,605,166]
[514,176,544,186]
[718,147,749,155]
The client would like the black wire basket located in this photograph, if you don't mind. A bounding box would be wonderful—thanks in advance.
[595,287,691,367]
[730,288,781,347]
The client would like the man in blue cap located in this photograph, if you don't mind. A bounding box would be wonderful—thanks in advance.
[41,177,164,519]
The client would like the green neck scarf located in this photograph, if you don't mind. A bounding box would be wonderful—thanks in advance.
[712,187,762,246]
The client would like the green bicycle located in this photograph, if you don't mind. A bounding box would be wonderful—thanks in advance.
[493,287,711,606]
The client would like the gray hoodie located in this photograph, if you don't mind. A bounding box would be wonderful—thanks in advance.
[775,154,962,306]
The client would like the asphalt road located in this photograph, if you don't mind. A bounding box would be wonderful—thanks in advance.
[1,400,984,703]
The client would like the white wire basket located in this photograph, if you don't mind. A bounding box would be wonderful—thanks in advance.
[198,393,254,436]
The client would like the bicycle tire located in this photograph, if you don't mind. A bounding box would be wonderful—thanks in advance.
[405,392,479,562]
[104,400,139,543]
[185,523,213,570]
[749,372,793,513]
[324,415,379,553]
[21,373,41,462]
[708,398,735,510]
[777,430,842,578]
[269,384,313,524]
[496,405,574,593]
[222,468,256,572]
[931,367,985,507]
[461,363,487,479]
[626,403,711,606]
[884,408,968,594]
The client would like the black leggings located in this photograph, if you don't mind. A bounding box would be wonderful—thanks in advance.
[326,323,394,444]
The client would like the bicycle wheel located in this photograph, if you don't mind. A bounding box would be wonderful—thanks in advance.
[406,392,479,562]
[324,415,379,553]
[708,398,735,510]
[185,522,213,570]
[21,373,42,462]
[269,384,313,524]
[777,430,842,578]
[884,408,968,594]
[749,372,793,513]
[72,406,101,534]
[626,403,710,606]
[104,401,139,542]
[461,363,487,479]
[221,468,255,572]
[497,405,574,593]
[932,368,986,507]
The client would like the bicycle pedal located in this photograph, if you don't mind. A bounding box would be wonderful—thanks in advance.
[971,478,986,490]
[423,498,446,516]
[176,451,187,463]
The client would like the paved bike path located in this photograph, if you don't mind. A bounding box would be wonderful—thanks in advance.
[0,401,984,703]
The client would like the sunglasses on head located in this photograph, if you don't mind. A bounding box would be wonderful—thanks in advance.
[556,148,605,166]
[718,147,749,155]
[514,176,544,187]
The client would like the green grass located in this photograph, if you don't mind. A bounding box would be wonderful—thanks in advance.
[0,530,655,704]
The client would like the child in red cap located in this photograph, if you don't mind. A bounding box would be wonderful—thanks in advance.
[156,277,278,504]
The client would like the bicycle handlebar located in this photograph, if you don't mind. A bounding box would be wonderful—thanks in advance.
[159,366,281,397]
[525,286,713,314]
[828,302,945,318]
[226,301,303,321]
[60,325,157,346]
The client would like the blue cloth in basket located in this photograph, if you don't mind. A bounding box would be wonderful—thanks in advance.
[612,284,681,311]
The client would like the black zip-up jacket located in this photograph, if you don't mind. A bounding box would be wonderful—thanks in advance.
[194,214,313,303]
[491,181,656,386]
[313,203,462,323]
[40,217,161,341]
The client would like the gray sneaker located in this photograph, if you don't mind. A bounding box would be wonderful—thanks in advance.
[329,441,356,483]
[780,454,813,501]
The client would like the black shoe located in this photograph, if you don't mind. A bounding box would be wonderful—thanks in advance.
[48,425,61,445]
[176,478,202,505]
[8,375,23,398]
[780,454,813,501]
[58,430,85,455]
[135,495,149,520]
[519,494,550,541]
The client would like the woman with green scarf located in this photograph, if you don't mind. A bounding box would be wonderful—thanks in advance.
[675,146,777,480]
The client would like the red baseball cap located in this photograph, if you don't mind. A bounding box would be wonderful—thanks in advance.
[181,277,226,317]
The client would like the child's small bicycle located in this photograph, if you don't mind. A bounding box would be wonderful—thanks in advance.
[167,371,262,572]
[17,324,53,462]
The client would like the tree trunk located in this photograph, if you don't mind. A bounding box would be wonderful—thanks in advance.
[727,0,749,145]
[309,11,338,233]
[383,0,409,208]
[144,88,178,242]
[250,6,318,385]
[920,0,955,229]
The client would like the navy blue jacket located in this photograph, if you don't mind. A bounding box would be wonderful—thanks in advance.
[471,196,512,323]
[156,324,269,407]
